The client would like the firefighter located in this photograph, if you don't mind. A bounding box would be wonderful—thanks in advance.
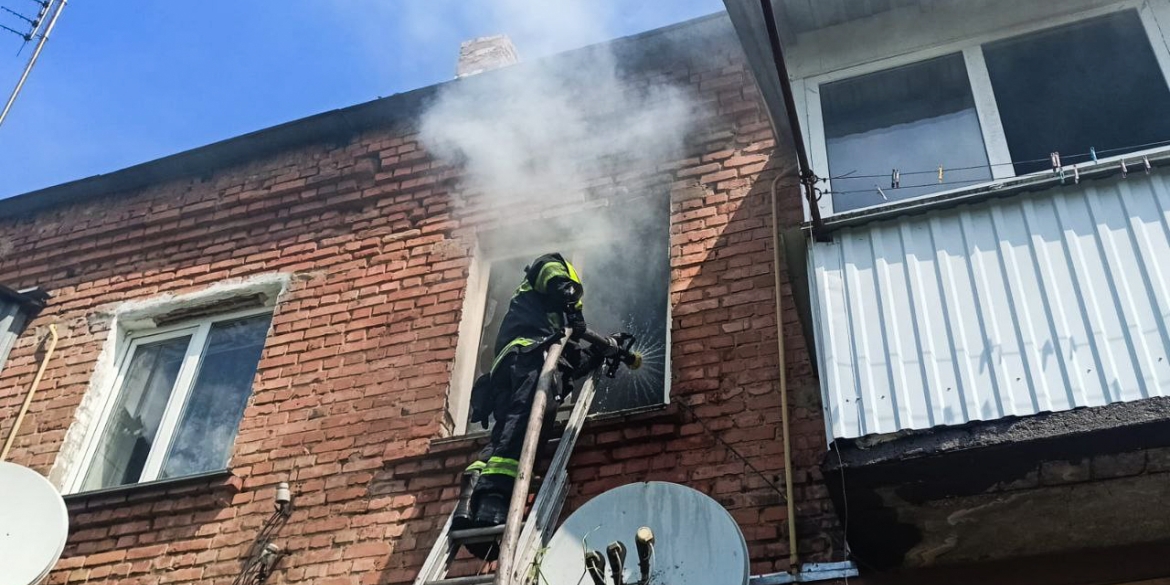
[451,253,599,545]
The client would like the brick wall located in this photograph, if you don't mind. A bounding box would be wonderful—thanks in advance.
[0,16,843,584]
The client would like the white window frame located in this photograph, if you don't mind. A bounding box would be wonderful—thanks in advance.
[797,0,1170,219]
[446,239,673,435]
[63,306,272,493]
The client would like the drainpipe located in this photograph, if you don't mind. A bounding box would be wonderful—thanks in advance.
[770,174,799,570]
[1,324,58,461]
[758,0,829,242]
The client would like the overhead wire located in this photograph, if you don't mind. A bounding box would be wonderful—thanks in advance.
[821,137,1170,183]
[675,398,789,503]
[831,177,989,195]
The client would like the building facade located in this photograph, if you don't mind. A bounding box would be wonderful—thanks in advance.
[0,15,846,585]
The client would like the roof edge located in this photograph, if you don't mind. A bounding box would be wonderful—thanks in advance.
[0,83,439,219]
[0,284,49,312]
[0,11,730,220]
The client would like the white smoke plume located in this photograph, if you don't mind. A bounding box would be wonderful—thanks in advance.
[418,0,699,207]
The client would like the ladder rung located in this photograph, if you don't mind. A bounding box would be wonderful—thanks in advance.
[448,524,505,544]
[424,575,495,585]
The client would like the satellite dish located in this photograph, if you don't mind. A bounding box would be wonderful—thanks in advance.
[540,481,749,585]
[0,462,69,585]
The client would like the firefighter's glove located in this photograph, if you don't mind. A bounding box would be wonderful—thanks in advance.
[567,345,605,379]
[566,310,587,340]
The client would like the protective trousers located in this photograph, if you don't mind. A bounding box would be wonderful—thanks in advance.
[472,349,561,501]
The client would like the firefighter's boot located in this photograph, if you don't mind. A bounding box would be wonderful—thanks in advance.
[462,490,508,561]
[451,468,480,531]
[473,491,509,527]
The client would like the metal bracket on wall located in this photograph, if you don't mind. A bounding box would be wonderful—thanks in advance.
[233,481,294,585]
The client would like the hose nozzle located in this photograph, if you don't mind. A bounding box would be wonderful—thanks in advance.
[581,329,641,378]
[626,352,642,370]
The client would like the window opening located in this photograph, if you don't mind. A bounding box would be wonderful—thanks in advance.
[983,10,1170,175]
[821,53,992,212]
[77,311,272,491]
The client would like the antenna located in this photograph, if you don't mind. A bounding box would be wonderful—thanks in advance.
[0,0,66,130]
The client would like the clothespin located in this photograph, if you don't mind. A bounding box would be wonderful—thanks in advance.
[938,165,944,184]
[1121,159,1129,178]
[1073,166,1080,184]
[1144,156,1152,175]
[876,185,889,201]
[891,169,900,189]
[1090,147,1098,163]
[1051,152,1065,184]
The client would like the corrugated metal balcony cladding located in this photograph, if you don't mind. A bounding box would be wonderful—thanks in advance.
[811,173,1170,440]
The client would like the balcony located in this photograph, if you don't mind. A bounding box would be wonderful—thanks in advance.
[809,164,1170,573]
[811,164,1170,441]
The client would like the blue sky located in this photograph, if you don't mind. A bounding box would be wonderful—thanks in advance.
[0,1,724,199]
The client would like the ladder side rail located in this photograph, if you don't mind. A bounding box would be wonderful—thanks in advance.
[413,514,458,585]
[495,330,571,585]
[511,374,598,584]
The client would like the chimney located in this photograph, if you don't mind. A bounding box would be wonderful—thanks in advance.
[456,35,520,78]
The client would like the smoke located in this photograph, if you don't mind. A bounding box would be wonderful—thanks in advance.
[418,1,697,211]
[418,1,707,412]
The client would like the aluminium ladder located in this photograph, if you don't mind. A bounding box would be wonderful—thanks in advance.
[414,333,595,585]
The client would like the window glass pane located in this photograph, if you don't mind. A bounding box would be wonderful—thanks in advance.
[159,314,271,479]
[822,53,992,212]
[81,335,191,491]
[576,214,670,413]
[984,10,1170,175]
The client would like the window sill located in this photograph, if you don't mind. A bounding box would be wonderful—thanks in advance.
[63,469,241,512]
[810,145,1170,233]
[428,403,679,454]
[429,430,491,454]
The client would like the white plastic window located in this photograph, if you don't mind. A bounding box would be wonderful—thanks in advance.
[72,310,272,492]
[807,5,1170,217]
[822,53,992,212]
[983,10,1170,175]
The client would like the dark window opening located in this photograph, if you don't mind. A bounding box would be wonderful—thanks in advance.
[983,10,1170,175]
